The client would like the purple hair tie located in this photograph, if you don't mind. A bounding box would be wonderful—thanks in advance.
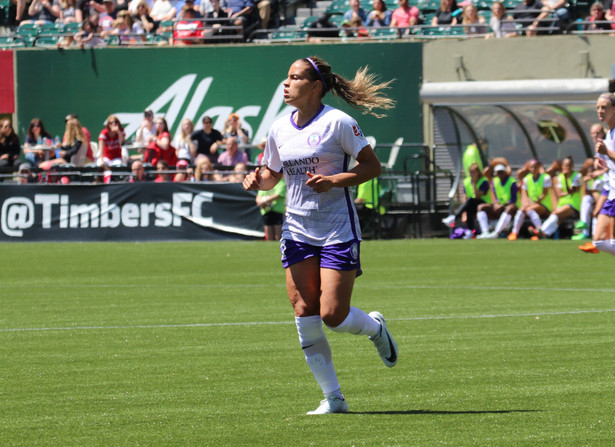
[306,57,329,92]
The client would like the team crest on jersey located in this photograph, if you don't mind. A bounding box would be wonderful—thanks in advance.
[307,133,322,147]
[353,125,363,137]
[350,242,359,263]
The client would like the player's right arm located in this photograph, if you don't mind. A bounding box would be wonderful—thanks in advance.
[243,166,283,191]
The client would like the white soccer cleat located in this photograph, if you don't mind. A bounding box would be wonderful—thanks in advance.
[441,215,456,227]
[368,311,398,367]
[484,231,499,239]
[306,394,349,415]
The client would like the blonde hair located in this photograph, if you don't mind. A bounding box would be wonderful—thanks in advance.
[65,118,85,145]
[179,118,194,143]
[303,56,395,119]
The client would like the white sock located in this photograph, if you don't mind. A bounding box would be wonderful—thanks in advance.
[296,316,340,395]
[592,217,597,237]
[580,195,594,228]
[477,211,489,234]
[326,306,380,337]
[512,211,524,235]
[593,239,615,256]
[495,212,512,234]
[527,209,542,229]
[542,214,559,236]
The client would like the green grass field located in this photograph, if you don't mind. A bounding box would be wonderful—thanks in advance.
[2,239,614,446]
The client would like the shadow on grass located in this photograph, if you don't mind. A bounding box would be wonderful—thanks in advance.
[347,409,540,415]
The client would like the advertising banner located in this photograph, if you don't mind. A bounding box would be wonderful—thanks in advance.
[0,51,15,114]
[0,183,264,242]
[14,43,422,149]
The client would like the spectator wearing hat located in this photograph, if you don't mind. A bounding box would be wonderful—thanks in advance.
[223,113,249,146]
[476,162,518,238]
[15,163,37,184]
[99,0,118,35]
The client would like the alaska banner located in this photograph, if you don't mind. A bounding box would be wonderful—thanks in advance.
[0,183,263,241]
[14,43,423,148]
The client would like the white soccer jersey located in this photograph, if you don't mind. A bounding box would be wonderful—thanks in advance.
[262,105,369,246]
[599,126,615,200]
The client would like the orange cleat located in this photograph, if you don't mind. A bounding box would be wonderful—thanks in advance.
[507,233,518,241]
[579,242,600,254]
[530,236,540,241]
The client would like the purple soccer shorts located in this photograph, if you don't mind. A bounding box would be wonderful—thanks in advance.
[281,239,362,276]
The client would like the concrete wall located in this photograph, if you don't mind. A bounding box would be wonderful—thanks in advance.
[422,35,614,82]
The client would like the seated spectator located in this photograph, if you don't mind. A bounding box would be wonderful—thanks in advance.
[174,159,193,182]
[174,118,195,164]
[0,119,21,173]
[22,0,59,25]
[131,0,157,33]
[136,109,156,150]
[23,118,53,167]
[539,0,570,33]
[128,159,151,182]
[40,117,89,169]
[75,19,105,48]
[442,162,491,232]
[225,0,255,31]
[476,162,518,238]
[202,0,226,14]
[341,16,370,38]
[344,0,368,24]
[218,136,248,166]
[194,156,218,181]
[222,161,248,182]
[144,117,178,167]
[461,3,487,34]
[99,0,118,35]
[154,159,172,182]
[173,7,204,44]
[365,0,392,27]
[190,115,223,164]
[306,13,339,41]
[58,0,78,23]
[15,162,37,184]
[98,114,126,166]
[507,159,552,241]
[583,2,611,31]
[205,0,229,35]
[390,0,420,30]
[65,112,94,163]
[110,15,134,43]
[255,0,271,29]
[513,0,545,36]
[430,0,458,26]
[486,1,518,38]
[529,156,582,239]
[175,0,203,17]
[223,113,249,146]
[151,0,177,21]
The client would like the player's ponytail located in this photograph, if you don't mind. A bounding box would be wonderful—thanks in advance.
[304,56,396,119]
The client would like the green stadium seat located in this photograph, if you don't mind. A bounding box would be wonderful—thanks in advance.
[329,14,346,27]
[326,0,350,15]
[62,21,82,34]
[369,27,400,39]
[302,16,319,29]
[0,35,27,48]
[15,23,40,46]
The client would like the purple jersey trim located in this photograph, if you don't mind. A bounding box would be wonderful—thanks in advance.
[289,104,325,131]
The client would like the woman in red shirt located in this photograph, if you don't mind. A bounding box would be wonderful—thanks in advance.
[144,117,177,167]
[98,114,126,166]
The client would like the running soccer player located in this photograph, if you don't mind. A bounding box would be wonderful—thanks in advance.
[243,56,399,415]
[584,93,615,255]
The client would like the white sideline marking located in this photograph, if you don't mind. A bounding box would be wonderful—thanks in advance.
[1,309,614,333]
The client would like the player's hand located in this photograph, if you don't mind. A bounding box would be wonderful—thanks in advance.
[306,171,333,193]
[243,167,262,191]
[596,138,607,155]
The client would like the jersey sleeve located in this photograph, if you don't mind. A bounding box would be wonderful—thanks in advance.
[337,113,369,159]
[261,130,283,173]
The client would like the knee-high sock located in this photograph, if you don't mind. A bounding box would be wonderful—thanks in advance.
[592,217,597,237]
[593,239,615,256]
[327,306,380,337]
[527,209,543,229]
[512,210,525,235]
[495,212,512,234]
[580,196,594,235]
[542,214,559,236]
[477,210,489,234]
[296,316,340,395]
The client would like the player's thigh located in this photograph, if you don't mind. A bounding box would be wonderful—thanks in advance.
[319,268,356,327]
[286,257,321,317]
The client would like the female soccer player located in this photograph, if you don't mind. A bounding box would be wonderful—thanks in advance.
[243,56,399,415]
[587,93,615,255]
